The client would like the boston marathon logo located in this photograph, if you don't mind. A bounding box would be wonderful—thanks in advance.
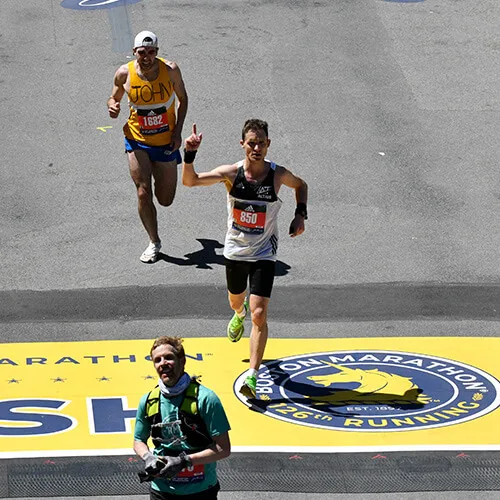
[234,350,500,431]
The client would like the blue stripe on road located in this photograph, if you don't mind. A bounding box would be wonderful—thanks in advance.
[61,0,141,11]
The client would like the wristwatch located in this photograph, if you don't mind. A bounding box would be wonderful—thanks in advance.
[294,203,308,220]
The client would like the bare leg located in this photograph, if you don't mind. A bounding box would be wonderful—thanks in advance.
[248,294,270,371]
[152,159,178,207]
[228,290,246,315]
[128,151,159,242]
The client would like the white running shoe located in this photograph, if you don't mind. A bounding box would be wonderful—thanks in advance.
[140,241,161,263]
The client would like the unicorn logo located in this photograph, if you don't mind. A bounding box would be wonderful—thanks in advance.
[307,361,431,405]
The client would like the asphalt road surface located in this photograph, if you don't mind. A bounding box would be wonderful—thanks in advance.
[1,0,500,498]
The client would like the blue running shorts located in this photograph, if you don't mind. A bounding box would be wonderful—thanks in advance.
[124,137,182,164]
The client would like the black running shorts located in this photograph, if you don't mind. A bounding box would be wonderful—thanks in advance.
[225,258,276,298]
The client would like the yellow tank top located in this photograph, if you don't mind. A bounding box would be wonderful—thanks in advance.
[123,58,176,146]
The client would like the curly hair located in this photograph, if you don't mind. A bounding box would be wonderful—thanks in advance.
[150,336,185,359]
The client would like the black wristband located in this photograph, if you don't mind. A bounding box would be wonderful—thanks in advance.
[183,149,197,163]
[295,203,308,220]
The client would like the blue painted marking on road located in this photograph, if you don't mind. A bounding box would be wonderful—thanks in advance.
[61,0,141,11]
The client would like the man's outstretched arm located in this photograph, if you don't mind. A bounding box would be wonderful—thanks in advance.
[182,123,232,187]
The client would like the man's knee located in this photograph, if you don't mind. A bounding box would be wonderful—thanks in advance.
[155,184,176,206]
[251,304,268,326]
[137,185,153,204]
[156,195,174,207]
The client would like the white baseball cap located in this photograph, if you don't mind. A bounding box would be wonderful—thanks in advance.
[133,31,158,49]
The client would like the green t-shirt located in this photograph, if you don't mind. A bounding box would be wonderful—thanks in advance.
[134,383,230,495]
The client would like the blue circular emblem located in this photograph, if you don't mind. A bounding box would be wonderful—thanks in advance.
[234,350,500,432]
[60,0,141,11]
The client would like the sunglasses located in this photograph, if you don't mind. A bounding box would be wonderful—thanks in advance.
[136,48,157,56]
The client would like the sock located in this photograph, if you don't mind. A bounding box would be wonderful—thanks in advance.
[236,304,246,318]
[247,369,258,378]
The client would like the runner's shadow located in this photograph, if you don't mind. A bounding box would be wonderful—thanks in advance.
[244,359,426,416]
[242,360,352,416]
[159,238,291,275]
[275,260,291,277]
[158,238,224,269]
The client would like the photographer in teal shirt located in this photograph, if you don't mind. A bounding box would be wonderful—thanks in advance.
[134,336,231,499]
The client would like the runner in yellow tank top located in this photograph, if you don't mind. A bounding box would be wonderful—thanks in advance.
[107,31,188,263]
[124,58,177,147]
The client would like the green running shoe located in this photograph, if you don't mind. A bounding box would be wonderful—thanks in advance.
[239,375,257,399]
[227,299,248,342]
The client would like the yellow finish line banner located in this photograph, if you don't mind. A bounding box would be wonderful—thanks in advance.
[0,337,499,457]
